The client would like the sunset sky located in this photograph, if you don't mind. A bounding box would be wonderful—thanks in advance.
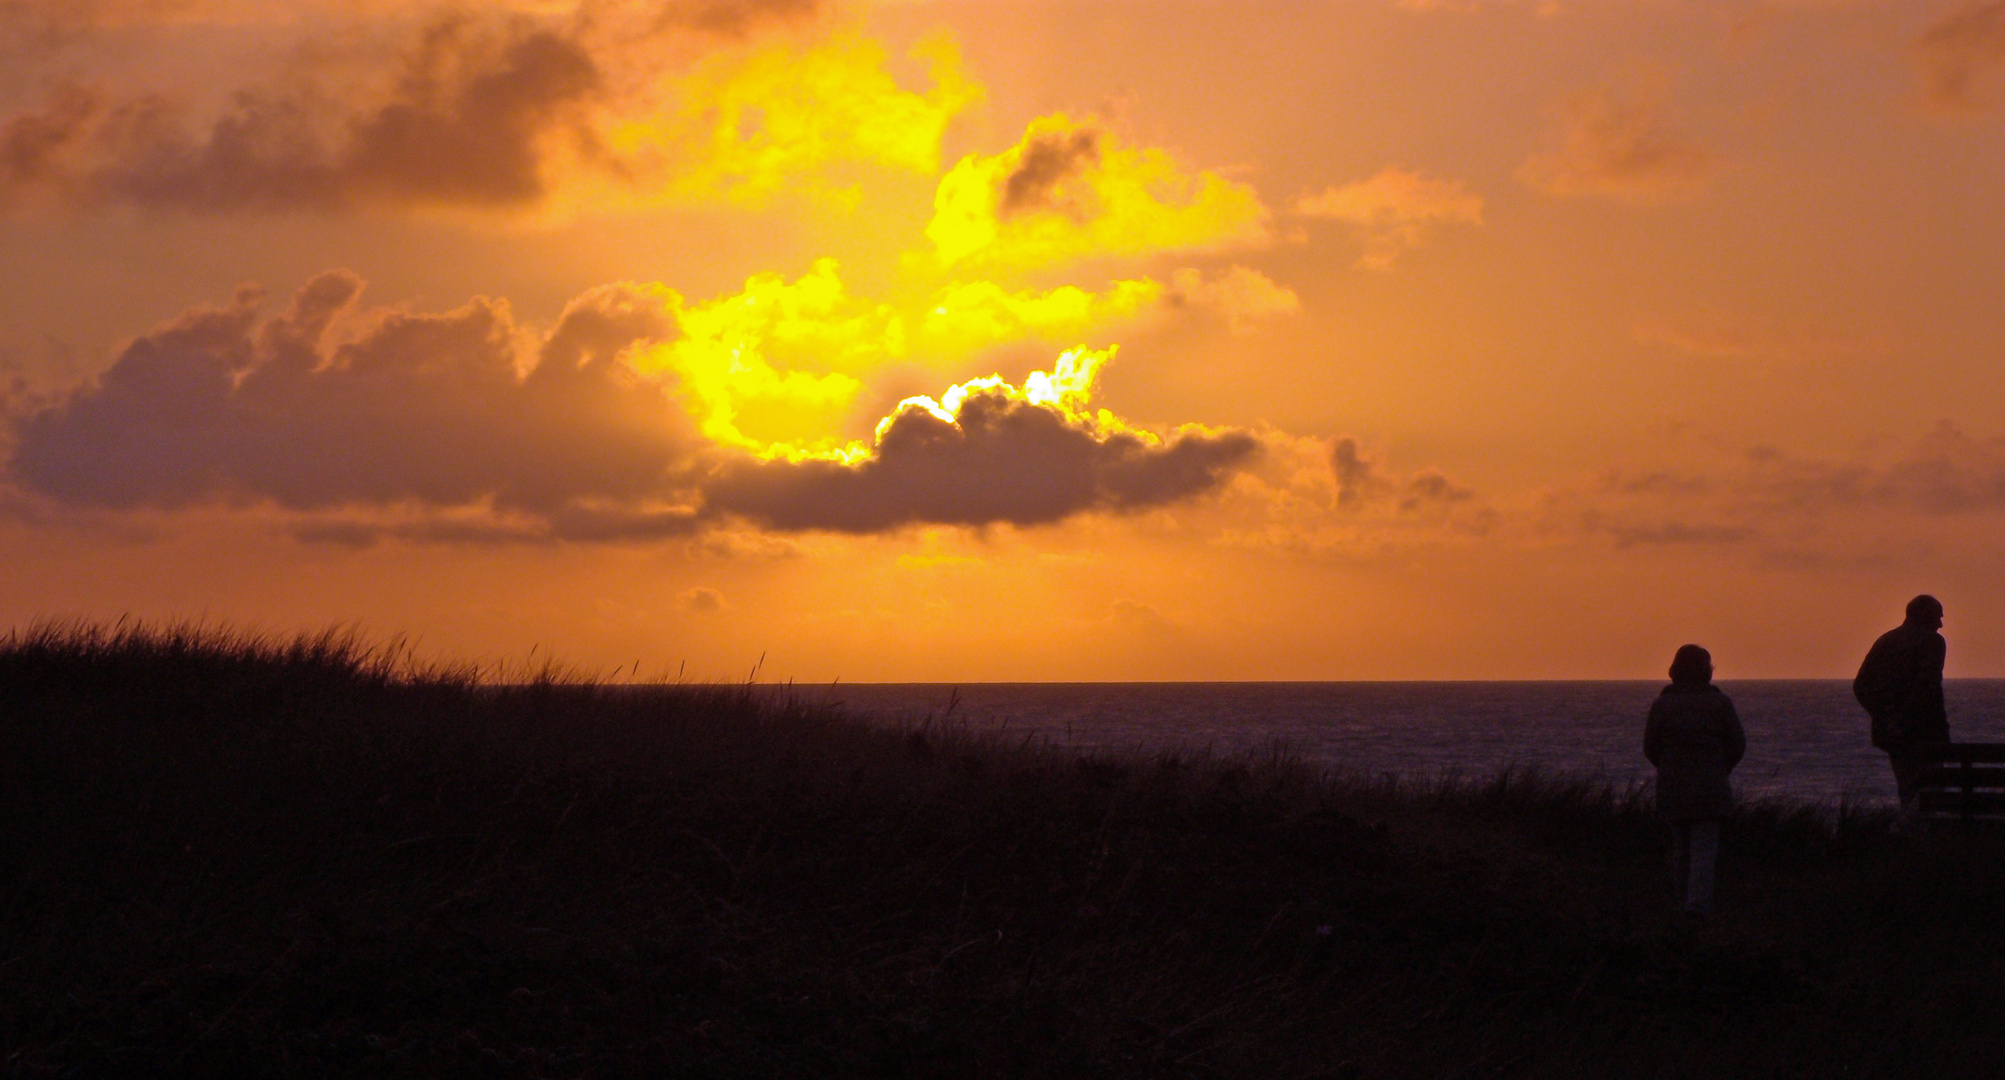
[4,0,2005,681]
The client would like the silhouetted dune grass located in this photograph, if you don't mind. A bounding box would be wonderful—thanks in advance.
[2,623,2000,1078]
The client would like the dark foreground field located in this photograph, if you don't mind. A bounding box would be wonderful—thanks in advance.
[5,627,2005,1079]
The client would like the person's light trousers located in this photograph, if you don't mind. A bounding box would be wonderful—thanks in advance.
[1669,819,1719,914]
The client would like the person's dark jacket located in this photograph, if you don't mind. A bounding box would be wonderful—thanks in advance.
[1853,623,1948,750]
[1644,684,1747,821]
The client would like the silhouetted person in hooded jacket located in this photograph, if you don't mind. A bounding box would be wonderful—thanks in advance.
[1644,644,1745,916]
[1854,594,1949,812]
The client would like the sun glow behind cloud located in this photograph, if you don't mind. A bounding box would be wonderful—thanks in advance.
[0,0,1299,509]
[0,7,1304,546]
[882,345,1117,441]
[620,256,1253,462]
[15,0,2005,681]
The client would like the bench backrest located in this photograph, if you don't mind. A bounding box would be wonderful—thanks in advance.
[1911,743,2005,822]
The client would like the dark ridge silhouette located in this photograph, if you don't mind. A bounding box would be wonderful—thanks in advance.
[5,622,2005,1077]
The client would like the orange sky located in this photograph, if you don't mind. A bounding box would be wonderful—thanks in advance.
[4,0,2005,680]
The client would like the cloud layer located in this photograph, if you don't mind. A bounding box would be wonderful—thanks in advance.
[707,388,1258,532]
[1330,437,1475,513]
[9,271,693,512]
[4,273,1263,540]
[1296,166,1482,269]
[1518,85,1713,203]
[0,3,975,215]
[1539,424,2005,561]
[1917,1,2005,111]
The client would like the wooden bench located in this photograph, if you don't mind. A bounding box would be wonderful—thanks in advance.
[1913,743,2005,824]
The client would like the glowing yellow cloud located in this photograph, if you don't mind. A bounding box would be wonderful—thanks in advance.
[625,258,1173,458]
[629,259,881,454]
[590,31,981,208]
[924,114,1269,272]
[913,278,1163,355]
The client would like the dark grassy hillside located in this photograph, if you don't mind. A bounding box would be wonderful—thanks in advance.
[3,623,2003,1078]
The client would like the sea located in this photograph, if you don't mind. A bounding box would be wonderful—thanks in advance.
[786,681,2005,807]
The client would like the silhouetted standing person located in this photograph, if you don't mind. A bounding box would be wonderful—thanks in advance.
[1854,594,1949,815]
[1644,644,1746,916]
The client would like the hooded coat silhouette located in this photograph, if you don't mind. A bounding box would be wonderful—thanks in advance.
[1644,646,1746,821]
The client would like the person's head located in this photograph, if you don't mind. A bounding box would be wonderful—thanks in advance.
[1905,594,1944,629]
[1668,644,1713,686]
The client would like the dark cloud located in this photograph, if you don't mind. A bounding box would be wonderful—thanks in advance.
[0,0,190,61]
[1,83,99,196]
[1744,429,2005,516]
[999,128,1099,218]
[651,0,819,37]
[9,270,693,513]
[1602,469,1711,497]
[1518,85,1713,203]
[545,503,704,541]
[704,391,1259,533]
[676,585,724,611]
[1326,436,1486,533]
[1,15,602,212]
[1580,511,1757,549]
[1917,1,2005,110]
[0,0,831,213]
[1330,436,1383,508]
[1565,426,2005,556]
[689,529,801,560]
[287,503,703,547]
[1735,445,1872,515]
[287,519,387,548]
[337,18,601,208]
[1398,469,1474,512]
[0,0,820,62]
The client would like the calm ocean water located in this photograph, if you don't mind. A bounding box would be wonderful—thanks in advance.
[788,681,2005,807]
